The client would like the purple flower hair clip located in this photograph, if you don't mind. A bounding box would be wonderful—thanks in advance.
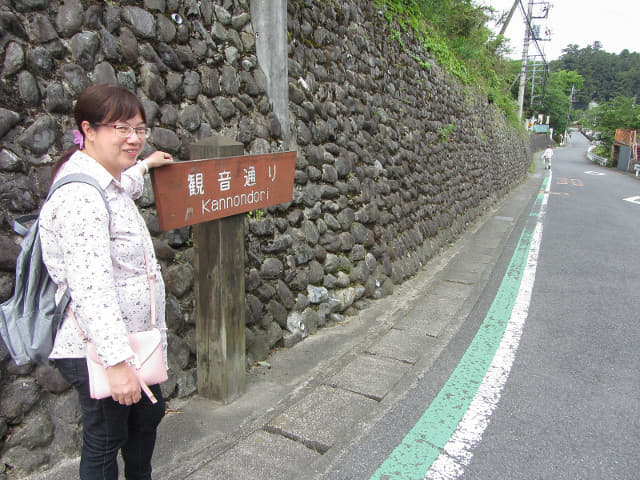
[72,129,84,150]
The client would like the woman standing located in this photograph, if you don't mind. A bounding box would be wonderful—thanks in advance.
[39,84,174,479]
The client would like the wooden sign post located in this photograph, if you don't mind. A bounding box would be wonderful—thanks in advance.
[151,137,296,403]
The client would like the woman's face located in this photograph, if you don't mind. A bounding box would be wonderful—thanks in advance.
[82,113,146,181]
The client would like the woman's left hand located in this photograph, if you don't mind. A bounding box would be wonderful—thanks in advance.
[140,151,174,171]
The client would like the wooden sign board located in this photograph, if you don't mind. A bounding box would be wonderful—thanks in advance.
[151,151,296,231]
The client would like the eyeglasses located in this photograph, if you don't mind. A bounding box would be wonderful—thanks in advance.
[95,123,151,139]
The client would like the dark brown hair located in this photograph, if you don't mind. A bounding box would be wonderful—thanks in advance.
[52,84,147,179]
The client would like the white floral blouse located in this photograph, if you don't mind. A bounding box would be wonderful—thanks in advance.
[39,151,166,367]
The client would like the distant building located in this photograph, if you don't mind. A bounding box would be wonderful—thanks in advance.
[612,129,638,172]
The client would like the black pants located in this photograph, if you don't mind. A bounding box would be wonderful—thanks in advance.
[56,358,165,480]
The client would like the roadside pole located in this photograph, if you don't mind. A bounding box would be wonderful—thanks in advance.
[151,137,296,403]
[191,137,246,403]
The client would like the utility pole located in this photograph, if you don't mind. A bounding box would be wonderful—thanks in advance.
[517,0,534,121]
[530,58,537,102]
[499,0,519,37]
[564,84,576,143]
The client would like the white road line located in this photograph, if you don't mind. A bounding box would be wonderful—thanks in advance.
[424,172,551,479]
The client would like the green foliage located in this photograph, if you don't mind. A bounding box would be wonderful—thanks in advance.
[522,43,640,138]
[246,209,265,221]
[552,44,640,155]
[437,123,456,143]
[551,70,584,94]
[592,145,610,160]
[542,70,584,134]
[377,0,469,80]
[552,43,640,109]
[584,96,640,156]
[374,0,518,124]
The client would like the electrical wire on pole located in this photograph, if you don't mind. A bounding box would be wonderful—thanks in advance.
[517,0,534,121]
[513,0,551,121]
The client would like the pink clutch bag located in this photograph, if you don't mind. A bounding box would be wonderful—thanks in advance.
[86,328,167,403]
[71,252,167,404]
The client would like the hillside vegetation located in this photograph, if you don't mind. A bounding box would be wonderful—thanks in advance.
[551,43,640,158]
[373,1,640,154]
[374,0,520,126]
[552,43,640,110]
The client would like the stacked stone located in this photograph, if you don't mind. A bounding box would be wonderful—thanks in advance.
[245,0,530,356]
[0,0,277,475]
[0,0,530,476]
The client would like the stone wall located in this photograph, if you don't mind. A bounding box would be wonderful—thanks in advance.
[530,131,554,153]
[0,0,530,476]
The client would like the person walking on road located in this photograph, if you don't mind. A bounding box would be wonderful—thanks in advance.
[543,146,554,170]
[39,84,174,480]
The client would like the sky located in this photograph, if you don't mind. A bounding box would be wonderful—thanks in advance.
[480,0,640,61]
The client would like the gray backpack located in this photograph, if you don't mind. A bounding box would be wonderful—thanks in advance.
[0,174,109,366]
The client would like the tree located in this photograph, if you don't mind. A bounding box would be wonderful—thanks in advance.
[541,70,583,136]
[552,45,640,109]
[588,96,640,156]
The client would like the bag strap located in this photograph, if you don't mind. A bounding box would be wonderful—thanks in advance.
[47,173,109,207]
[12,174,111,236]
[12,214,38,236]
[144,252,158,328]
[49,174,113,332]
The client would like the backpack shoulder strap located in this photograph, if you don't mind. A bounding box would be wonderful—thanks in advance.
[44,175,112,336]
[47,173,111,216]
[12,173,111,236]
[13,215,38,236]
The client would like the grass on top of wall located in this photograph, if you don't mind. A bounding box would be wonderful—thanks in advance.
[373,0,520,129]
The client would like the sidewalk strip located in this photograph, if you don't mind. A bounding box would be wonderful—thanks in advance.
[370,173,551,480]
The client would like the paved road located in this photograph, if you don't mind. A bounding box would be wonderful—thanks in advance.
[458,134,640,479]
[314,133,640,479]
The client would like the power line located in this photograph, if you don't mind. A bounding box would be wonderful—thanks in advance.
[517,0,548,64]
[516,0,550,119]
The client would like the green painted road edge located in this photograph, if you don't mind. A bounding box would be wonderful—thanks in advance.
[371,174,550,480]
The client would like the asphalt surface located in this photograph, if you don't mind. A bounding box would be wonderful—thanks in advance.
[32,147,557,480]
[458,133,640,480]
